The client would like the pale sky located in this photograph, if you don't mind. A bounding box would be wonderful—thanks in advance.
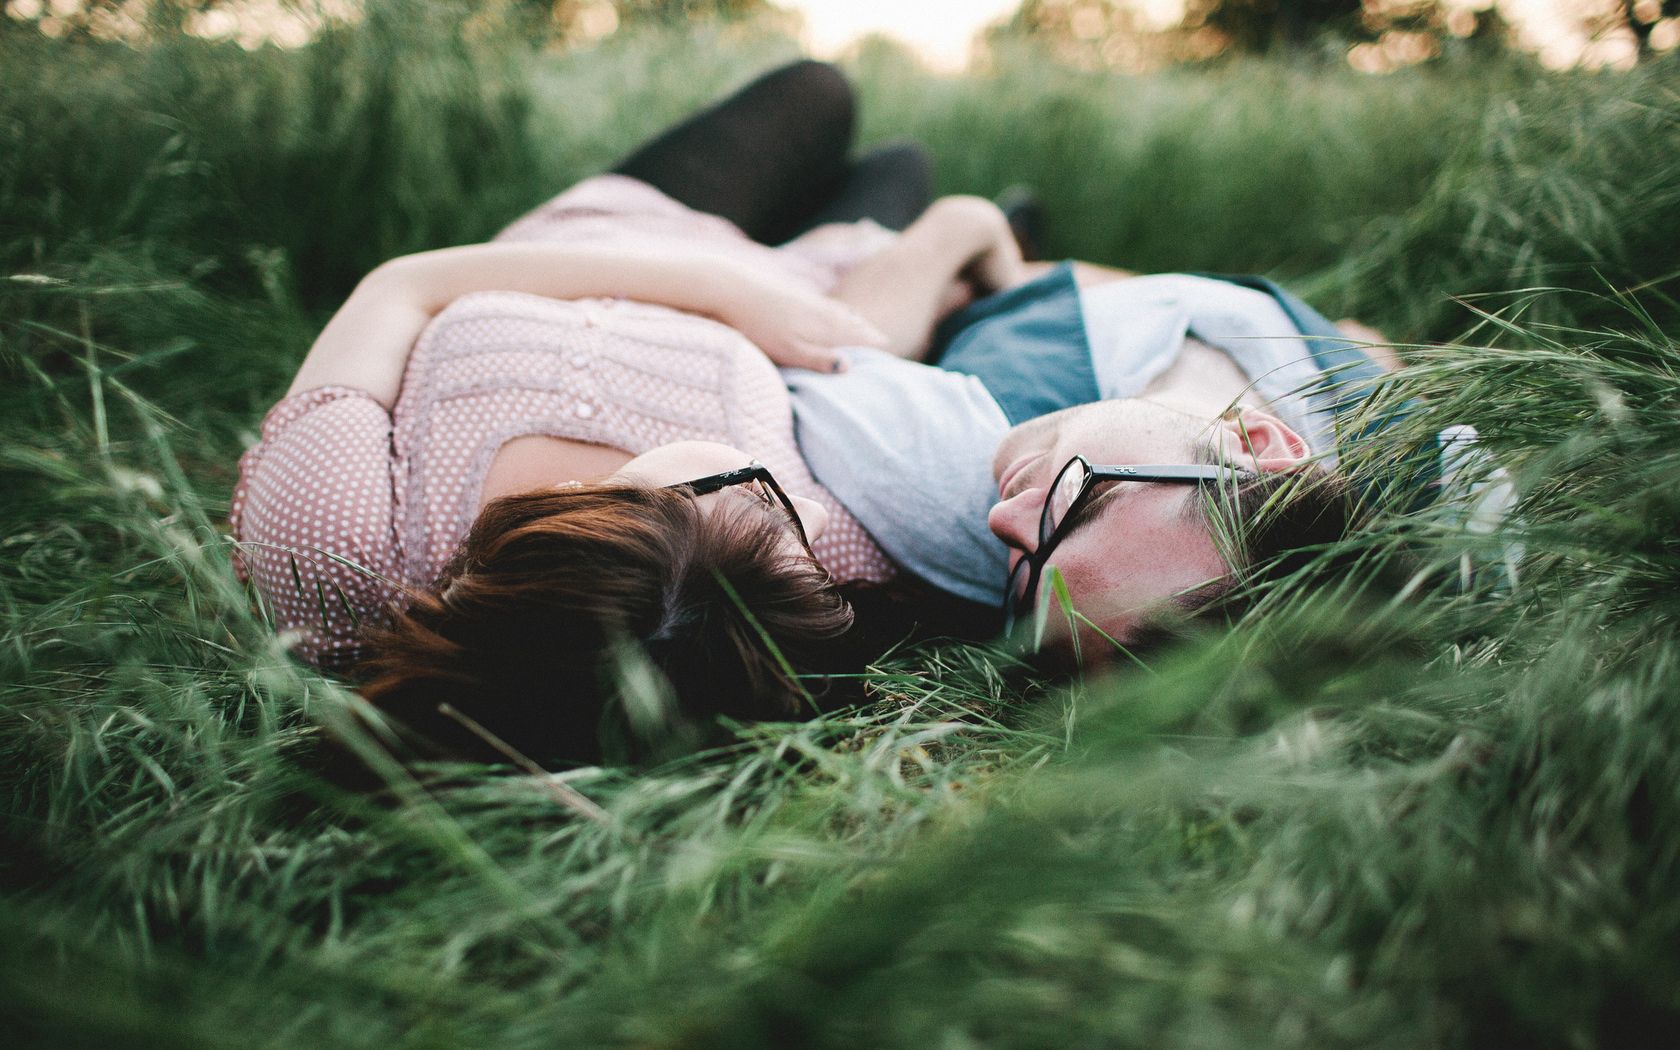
[774,0,1024,72]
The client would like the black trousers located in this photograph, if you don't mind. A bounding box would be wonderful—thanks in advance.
[610,60,932,244]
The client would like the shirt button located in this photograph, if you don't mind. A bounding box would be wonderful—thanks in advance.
[574,402,595,419]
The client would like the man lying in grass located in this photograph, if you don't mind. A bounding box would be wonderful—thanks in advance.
[233,61,1397,765]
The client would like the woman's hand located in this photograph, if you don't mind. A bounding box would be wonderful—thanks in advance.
[718,274,889,374]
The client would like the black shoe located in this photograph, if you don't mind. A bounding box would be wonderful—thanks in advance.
[995,184,1047,263]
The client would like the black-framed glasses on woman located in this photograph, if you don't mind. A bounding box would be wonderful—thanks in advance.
[668,460,811,552]
[1003,456,1254,632]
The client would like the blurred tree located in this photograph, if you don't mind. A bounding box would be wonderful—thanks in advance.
[609,0,767,23]
[1611,0,1679,58]
[1,0,224,41]
[507,0,773,44]
[993,0,1521,70]
[1184,0,1364,53]
[1,0,776,45]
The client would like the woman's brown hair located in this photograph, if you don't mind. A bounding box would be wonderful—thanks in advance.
[355,483,857,766]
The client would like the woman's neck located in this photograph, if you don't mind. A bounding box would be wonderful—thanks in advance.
[479,435,634,506]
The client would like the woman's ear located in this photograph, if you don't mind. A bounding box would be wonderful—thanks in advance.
[1213,407,1313,473]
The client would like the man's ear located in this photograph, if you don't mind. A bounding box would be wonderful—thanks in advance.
[1212,407,1313,473]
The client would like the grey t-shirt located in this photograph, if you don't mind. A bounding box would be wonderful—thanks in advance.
[785,348,1013,604]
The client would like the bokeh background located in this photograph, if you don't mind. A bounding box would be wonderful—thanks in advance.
[5,3,1680,1048]
[8,0,1677,71]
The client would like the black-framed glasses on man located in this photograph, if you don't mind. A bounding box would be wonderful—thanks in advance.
[668,461,811,551]
[1002,456,1254,632]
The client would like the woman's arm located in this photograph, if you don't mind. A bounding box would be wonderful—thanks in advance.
[288,243,887,407]
[828,196,1026,361]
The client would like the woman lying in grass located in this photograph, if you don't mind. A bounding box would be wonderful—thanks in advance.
[235,61,1390,765]
[234,62,1032,763]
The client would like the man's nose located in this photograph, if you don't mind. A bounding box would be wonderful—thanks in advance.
[986,488,1043,553]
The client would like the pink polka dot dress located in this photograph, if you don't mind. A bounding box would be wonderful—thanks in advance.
[230,175,897,671]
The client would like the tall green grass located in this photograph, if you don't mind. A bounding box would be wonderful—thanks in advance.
[4,5,1680,1046]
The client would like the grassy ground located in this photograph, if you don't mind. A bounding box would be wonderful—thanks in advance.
[5,5,1680,1046]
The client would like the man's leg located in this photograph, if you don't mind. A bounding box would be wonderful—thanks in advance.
[794,140,934,234]
[610,60,855,245]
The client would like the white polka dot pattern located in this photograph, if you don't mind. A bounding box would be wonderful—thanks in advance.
[232,175,898,669]
[229,387,403,670]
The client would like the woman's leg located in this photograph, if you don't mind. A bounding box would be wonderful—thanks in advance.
[794,140,934,234]
[610,60,856,245]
